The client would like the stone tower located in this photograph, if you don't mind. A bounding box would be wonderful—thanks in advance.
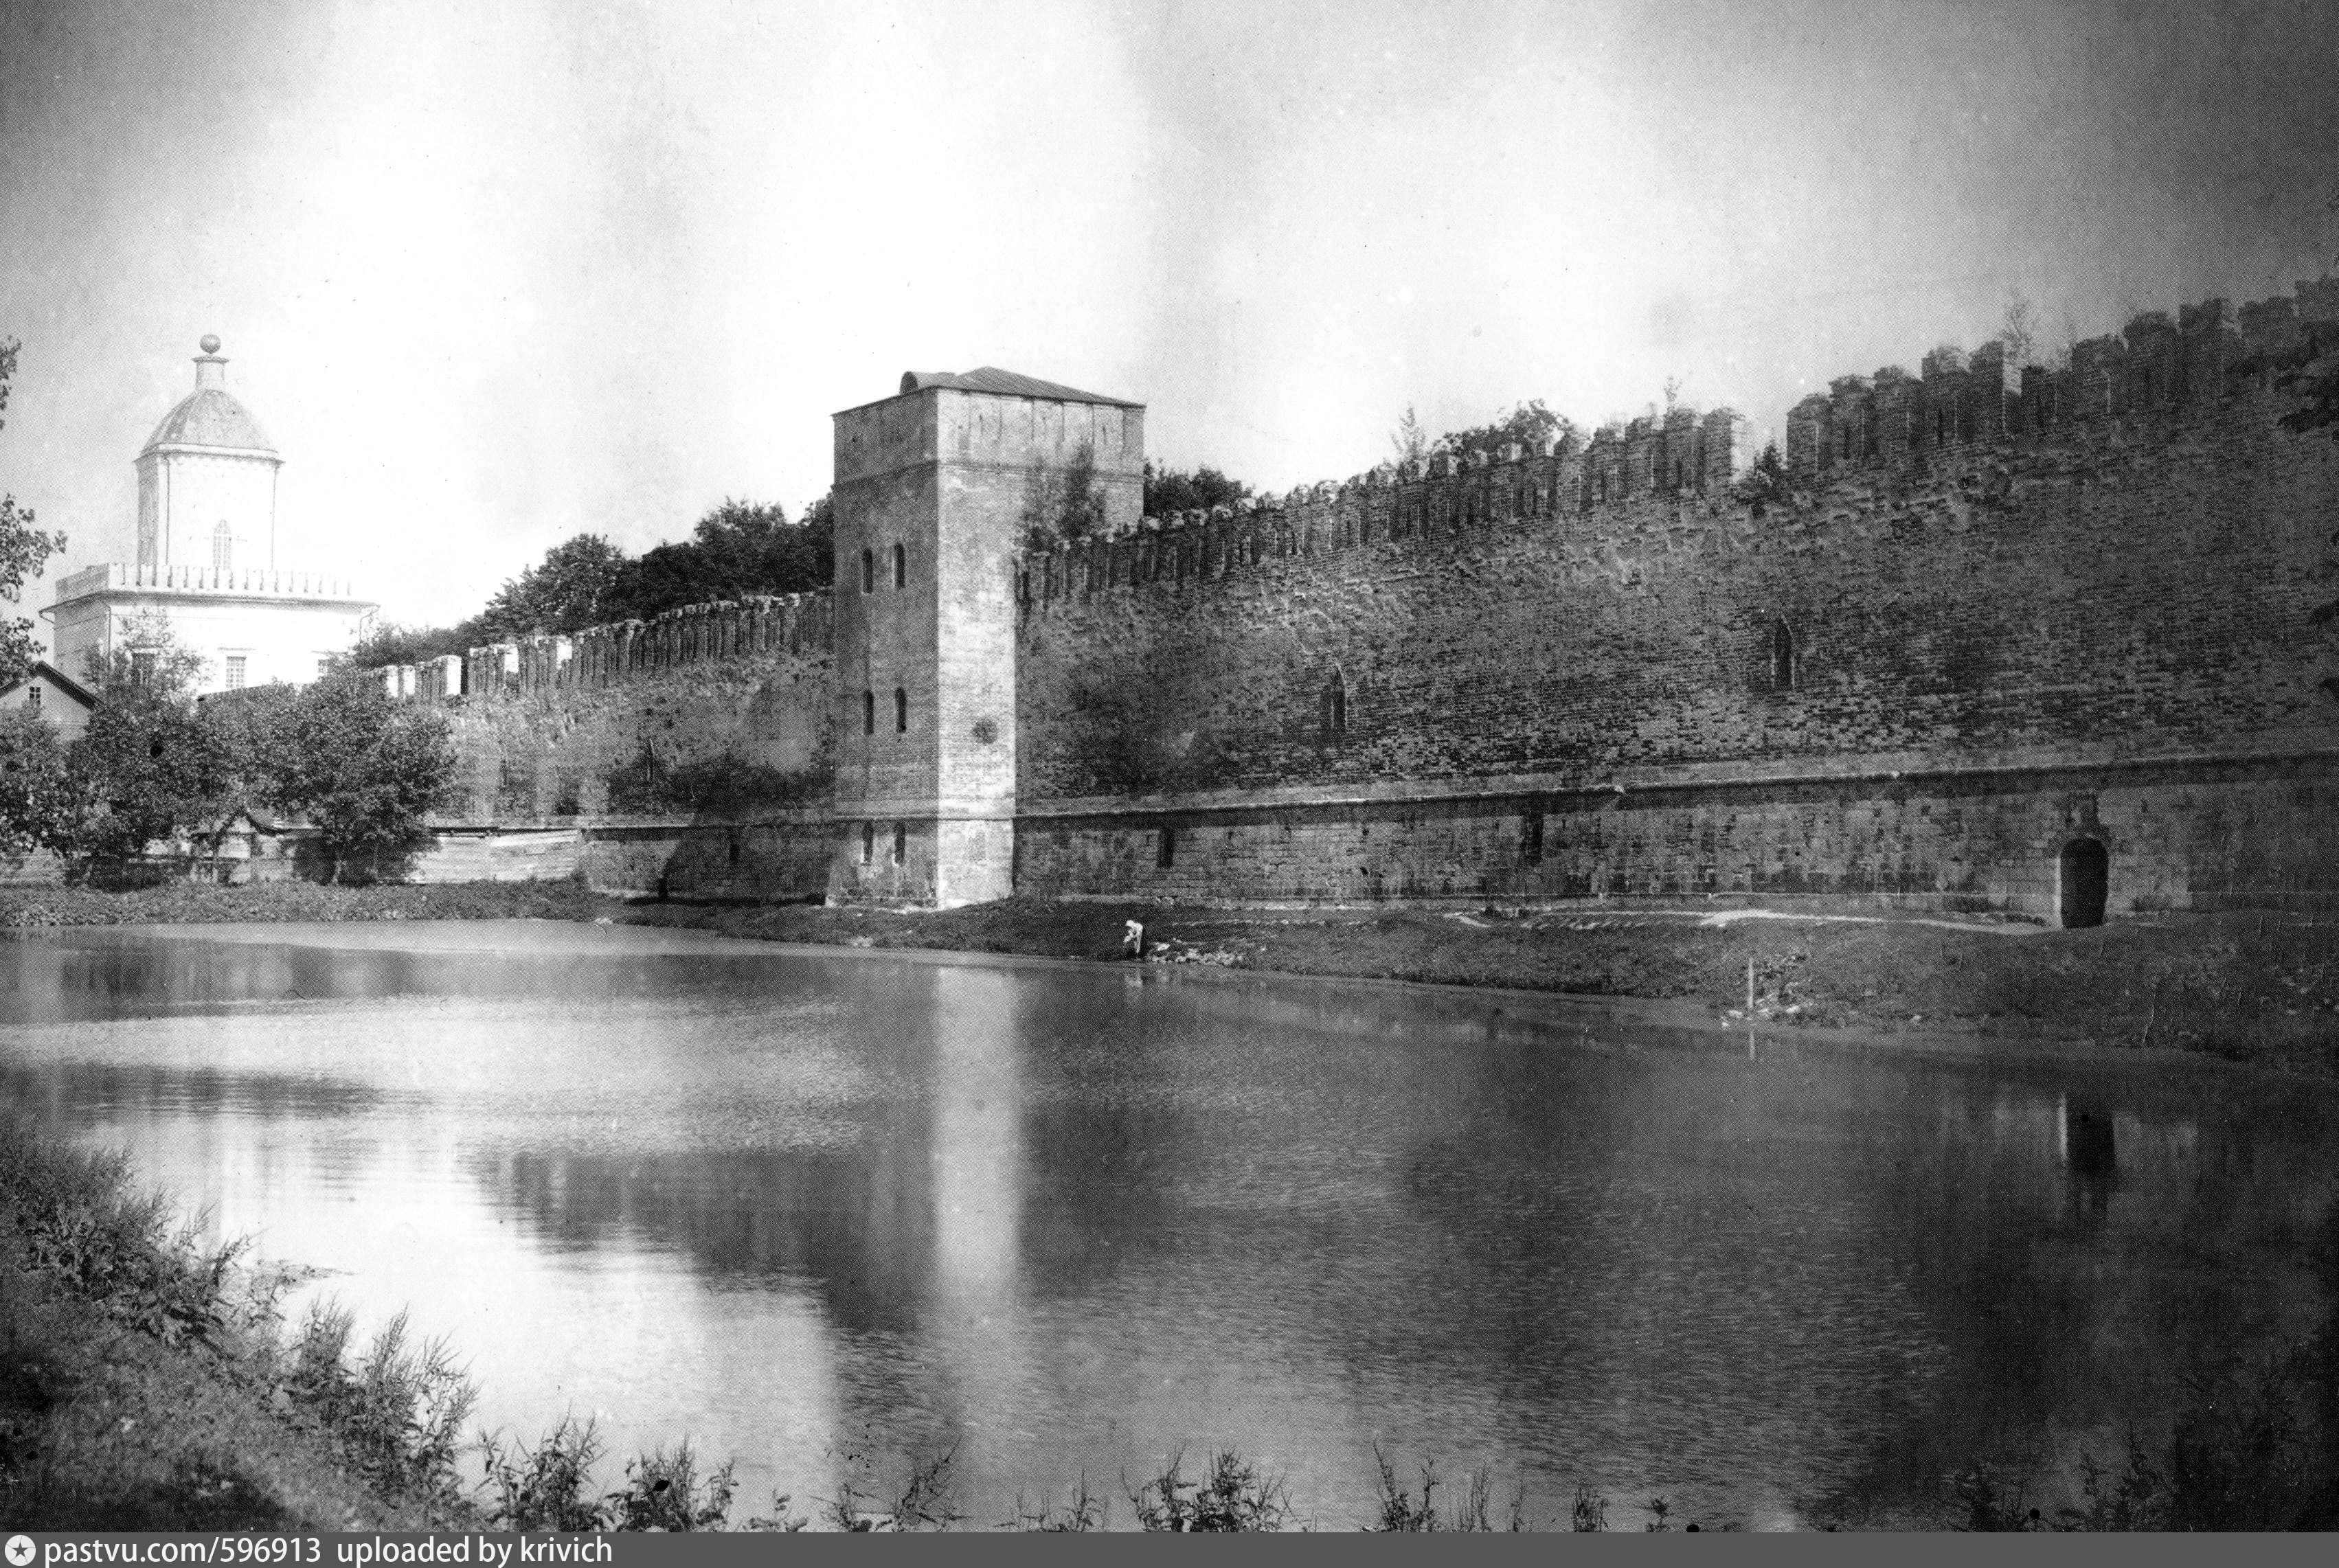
[828,367,1144,907]
[135,335,281,574]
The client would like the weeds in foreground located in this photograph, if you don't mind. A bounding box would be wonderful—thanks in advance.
[1126,1448,1295,1531]
[285,1304,477,1503]
[1369,1447,1522,1530]
[1954,1354,2331,1531]
[480,1419,795,1532]
[819,1445,962,1532]
[479,1417,607,1531]
[0,1122,249,1352]
[1002,1475,1107,1532]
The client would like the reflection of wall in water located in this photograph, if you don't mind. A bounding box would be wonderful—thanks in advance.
[2059,1094,2118,1225]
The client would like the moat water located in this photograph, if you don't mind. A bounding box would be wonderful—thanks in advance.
[2,920,2334,1530]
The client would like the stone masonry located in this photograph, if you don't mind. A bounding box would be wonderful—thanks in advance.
[383,279,2339,920]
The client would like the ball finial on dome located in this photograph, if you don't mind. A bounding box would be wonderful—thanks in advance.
[199,334,221,355]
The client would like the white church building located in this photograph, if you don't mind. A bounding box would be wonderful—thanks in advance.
[49,336,373,692]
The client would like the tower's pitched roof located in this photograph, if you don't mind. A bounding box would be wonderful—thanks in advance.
[897,367,1142,407]
[142,388,277,456]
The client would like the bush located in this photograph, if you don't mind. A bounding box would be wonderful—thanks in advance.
[1127,1449,1291,1532]
[286,1304,477,1504]
[820,1446,961,1532]
[0,1118,244,1350]
[480,1417,607,1532]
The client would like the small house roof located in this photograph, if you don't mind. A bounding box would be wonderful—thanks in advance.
[0,660,98,709]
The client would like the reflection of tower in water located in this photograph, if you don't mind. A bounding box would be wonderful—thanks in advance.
[923,968,1029,1426]
[2059,1093,2118,1226]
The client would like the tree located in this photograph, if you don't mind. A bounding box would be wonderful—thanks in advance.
[343,620,484,670]
[1390,406,1429,466]
[1997,288,2038,367]
[261,672,458,881]
[1142,462,1251,518]
[1019,444,1108,552]
[479,533,629,637]
[600,496,832,624]
[52,613,232,863]
[0,337,67,687]
[1432,399,1580,461]
[1732,442,1792,520]
[0,707,74,856]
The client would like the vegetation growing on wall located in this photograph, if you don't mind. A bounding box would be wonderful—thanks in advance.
[1392,399,1582,468]
[1430,398,1581,462]
[602,742,822,818]
[1142,462,1252,519]
[1020,444,1109,552]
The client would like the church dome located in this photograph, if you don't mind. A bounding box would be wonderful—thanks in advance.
[142,389,276,455]
[139,337,278,457]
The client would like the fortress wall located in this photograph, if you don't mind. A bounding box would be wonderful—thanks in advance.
[1012,282,2339,911]
[1019,397,2339,799]
[1013,757,2339,917]
[400,591,838,900]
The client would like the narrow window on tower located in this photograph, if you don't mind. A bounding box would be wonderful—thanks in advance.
[862,690,874,735]
[1322,669,1347,742]
[225,655,247,690]
[1771,620,1796,692]
[1156,825,1177,869]
[212,521,232,573]
[891,822,906,866]
[859,821,874,865]
[894,687,908,733]
[861,549,875,593]
[892,542,906,589]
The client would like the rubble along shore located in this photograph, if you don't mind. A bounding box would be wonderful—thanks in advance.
[3,880,2336,1076]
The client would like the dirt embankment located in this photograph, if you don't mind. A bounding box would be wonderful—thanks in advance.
[5,882,2337,1076]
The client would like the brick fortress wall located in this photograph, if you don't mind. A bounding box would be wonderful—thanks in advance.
[1011,281,2339,918]
[380,593,837,899]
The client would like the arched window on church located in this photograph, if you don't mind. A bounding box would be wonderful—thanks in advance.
[1771,620,1796,692]
[212,521,232,573]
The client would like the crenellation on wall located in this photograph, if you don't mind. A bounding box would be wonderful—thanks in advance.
[1873,367,1917,469]
[1013,348,2339,894]
[1967,341,2018,440]
[2180,297,2241,405]
[358,284,2339,914]
[1020,396,1738,617]
[430,593,834,703]
[2123,311,2181,411]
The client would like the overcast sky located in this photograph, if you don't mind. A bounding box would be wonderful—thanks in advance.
[3,0,2336,633]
